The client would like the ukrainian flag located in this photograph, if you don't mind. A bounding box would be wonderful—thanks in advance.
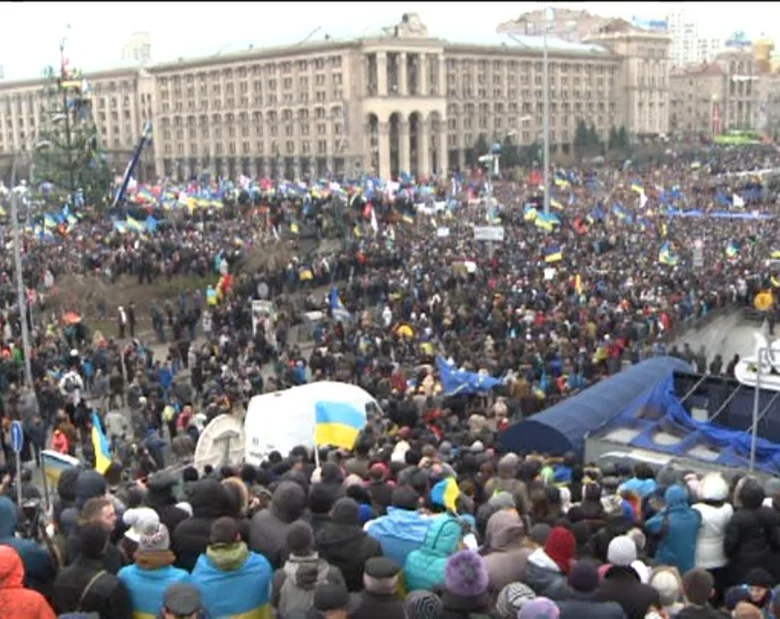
[550,199,563,210]
[631,183,645,195]
[772,251,780,259]
[402,214,414,225]
[554,177,570,189]
[314,401,366,449]
[575,273,583,296]
[329,286,352,322]
[91,411,112,474]
[535,212,560,231]
[545,245,563,263]
[524,204,538,222]
[126,216,144,233]
[726,241,739,259]
[290,222,300,234]
[430,477,460,512]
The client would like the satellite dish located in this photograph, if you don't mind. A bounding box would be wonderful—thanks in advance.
[193,414,245,473]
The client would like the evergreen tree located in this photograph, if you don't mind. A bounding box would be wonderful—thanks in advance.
[587,123,600,155]
[501,134,519,168]
[608,126,619,151]
[617,125,629,150]
[475,133,490,157]
[33,61,112,207]
[574,120,589,159]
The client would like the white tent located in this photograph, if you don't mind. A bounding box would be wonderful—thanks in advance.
[244,381,378,466]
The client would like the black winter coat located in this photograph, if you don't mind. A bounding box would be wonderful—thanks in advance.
[315,521,383,592]
[724,484,780,583]
[595,566,659,619]
[172,478,230,571]
[144,486,190,536]
[53,557,133,619]
[351,591,407,619]
[558,590,627,619]
[65,527,124,575]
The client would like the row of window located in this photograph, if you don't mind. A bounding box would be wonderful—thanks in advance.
[156,56,344,88]
[161,138,342,156]
[158,88,345,113]
[158,106,344,127]
[158,73,344,102]
[445,59,617,74]
[161,121,344,141]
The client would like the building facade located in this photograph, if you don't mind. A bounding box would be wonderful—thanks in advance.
[0,14,672,182]
[669,49,768,138]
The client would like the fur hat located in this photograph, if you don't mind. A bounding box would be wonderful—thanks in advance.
[650,568,683,607]
[495,583,536,619]
[444,550,489,598]
[405,590,443,619]
[123,507,160,543]
[139,522,171,552]
[607,535,637,567]
[700,473,729,502]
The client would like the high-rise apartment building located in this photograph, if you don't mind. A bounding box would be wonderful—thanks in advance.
[0,14,672,181]
[667,7,700,68]
[122,32,152,65]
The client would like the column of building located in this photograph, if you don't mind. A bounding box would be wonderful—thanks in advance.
[419,55,428,96]
[398,53,407,96]
[399,118,410,175]
[377,53,388,96]
[378,120,391,180]
[419,117,430,177]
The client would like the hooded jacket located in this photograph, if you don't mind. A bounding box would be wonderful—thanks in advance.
[172,479,230,572]
[144,484,189,539]
[483,455,529,513]
[645,485,701,574]
[522,548,571,601]
[365,507,435,566]
[724,481,780,582]
[692,494,733,570]
[118,549,189,619]
[481,509,531,596]
[404,516,463,592]
[271,553,344,616]
[0,496,55,595]
[0,546,55,619]
[191,542,273,619]
[315,501,383,592]
[249,481,306,569]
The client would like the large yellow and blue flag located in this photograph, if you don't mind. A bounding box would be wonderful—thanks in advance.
[91,411,112,474]
[314,401,366,449]
[545,245,563,263]
[430,477,460,512]
[329,286,352,322]
[126,216,144,233]
[535,212,560,231]
[523,204,538,222]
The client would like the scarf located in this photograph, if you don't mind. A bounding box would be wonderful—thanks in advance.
[135,549,176,570]
[206,542,250,571]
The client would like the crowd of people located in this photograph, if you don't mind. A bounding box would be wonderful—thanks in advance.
[0,144,779,618]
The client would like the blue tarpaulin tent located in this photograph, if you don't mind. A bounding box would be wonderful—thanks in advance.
[498,357,692,456]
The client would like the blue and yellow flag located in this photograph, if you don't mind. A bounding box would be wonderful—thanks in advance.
[91,411,112,474]
[126,216,144,233]
[314,401,366,450]
[726,241,739,259]
[545,245,563,263]
[575,273,583,296]
[535,212,560,231]
[430,477,460,512]
[523,204,538,222]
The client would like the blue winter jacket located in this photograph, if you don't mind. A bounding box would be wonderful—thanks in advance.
[365,507,436,566]
[645,485,702,574]
[118,560,189,619]
[404,516,463,592]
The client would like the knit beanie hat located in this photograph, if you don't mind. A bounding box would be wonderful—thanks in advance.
[529,523,551,547]
[287,520,314,556]
[746,567,775,589]
[568,560,600,593]
[76,470,108,509]
[405,590,443,619]
[444,550,489,597]
[607,535,637,566]
[139,522,171,552]
[518,597,560,619]
[331,498,360,526]
[544,527,576,574]
[495,583,536,619]
[123,507,161,543]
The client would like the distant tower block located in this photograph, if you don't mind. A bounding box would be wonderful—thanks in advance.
[122,32,152,64]
[754,37,774,73]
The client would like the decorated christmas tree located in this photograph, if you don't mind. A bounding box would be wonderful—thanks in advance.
[33,43,112,208]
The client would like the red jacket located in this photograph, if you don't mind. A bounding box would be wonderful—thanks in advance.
[0,546,55,619]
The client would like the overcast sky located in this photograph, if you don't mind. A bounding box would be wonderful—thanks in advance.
[0,1,775,81]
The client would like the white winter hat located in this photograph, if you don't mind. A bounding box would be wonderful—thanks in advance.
[607,535,637,567]
[123,507,160,543]
[699,473,729,502]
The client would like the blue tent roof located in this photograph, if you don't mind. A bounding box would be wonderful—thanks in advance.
[498,356,693,456]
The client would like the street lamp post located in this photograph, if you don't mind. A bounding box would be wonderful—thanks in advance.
[59,30,76,196]
[542,7,551,214]
[9,157,33,389]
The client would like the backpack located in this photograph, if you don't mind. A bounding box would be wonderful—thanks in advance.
[277,562,332,617]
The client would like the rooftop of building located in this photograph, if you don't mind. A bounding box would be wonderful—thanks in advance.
[671,62,726,77]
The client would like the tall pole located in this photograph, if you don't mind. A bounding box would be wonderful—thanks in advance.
[59,37,76,197]
[750,347,765,472]
[542,7,551,214]
[10,157,33,389]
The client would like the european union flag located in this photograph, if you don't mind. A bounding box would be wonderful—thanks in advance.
[436,356,500,397]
